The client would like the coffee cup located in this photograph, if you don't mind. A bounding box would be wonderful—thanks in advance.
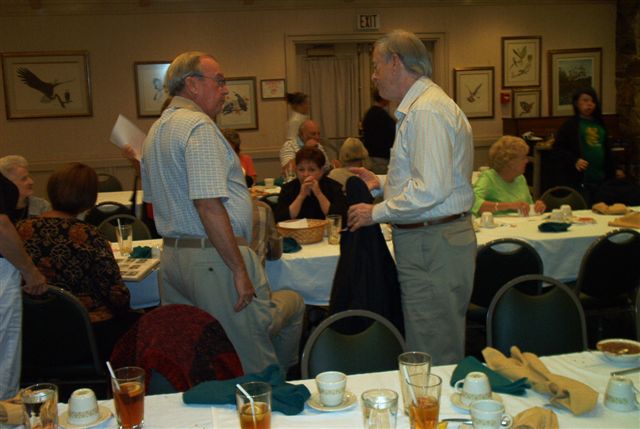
[560,204,572,219]
[454,371,492,406]
[481,212,494,227]
[315,371,347,407]
[470,399,513,429]
[68,388,100,426]
[264,178,275,188]
[604,376,639,412]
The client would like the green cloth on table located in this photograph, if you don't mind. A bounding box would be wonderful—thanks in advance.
[283,237,301,253]
[538,222,571,233]
[130,246,152,258]
[450,356,530,396]
[182,364,310,415]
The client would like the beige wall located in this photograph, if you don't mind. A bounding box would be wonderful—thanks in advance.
[0,2,616,195]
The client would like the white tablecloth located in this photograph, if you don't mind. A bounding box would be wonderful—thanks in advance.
[60,351,639,428]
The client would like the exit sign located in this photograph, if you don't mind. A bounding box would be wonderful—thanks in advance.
[357,14,380,31]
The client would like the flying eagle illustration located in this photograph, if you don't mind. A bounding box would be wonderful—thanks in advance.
[519,100,535,116]
[17,67,73,108]
[466,83,482,103]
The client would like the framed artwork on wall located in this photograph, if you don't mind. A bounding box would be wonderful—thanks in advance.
[512,88,541,118]
[1,51,92,119]
[453,67,494,119]
[216,77,258,130]
[134,61,170,117]
[501,36,541,88]
[260,78,286,100]
[548,48,602,116]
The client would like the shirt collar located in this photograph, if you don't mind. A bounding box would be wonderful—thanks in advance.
[169,95,205,114]
[395,77,433,121]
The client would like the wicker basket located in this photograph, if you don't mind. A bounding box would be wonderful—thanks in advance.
[277,218,328,244]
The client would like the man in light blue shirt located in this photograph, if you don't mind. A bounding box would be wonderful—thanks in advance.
[348,30,477,364]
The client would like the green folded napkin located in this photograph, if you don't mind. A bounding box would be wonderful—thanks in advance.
[283,237,301,253]
[182,364,310,415]
[130,246,152,258]
[450,356,530,396]
[538,222,571,233]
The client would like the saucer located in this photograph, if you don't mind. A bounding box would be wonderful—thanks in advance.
[450,392,502,412]
[307,391,357,412]
[59,405,112,429]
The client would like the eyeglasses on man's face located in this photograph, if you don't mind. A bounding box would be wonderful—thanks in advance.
[190,73,226,87]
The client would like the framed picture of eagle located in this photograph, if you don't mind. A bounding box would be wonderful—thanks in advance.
[215,77,258,130]
[1,51,92,119]
[453,67,494,119]
[512,88,541,118]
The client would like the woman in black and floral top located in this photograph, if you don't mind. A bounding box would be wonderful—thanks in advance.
[17,162,135,359]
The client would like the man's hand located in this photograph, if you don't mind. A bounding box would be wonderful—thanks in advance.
[575,158,589,171]
[233,271,256,312]
[22,267,47,296]
[348,203,375,231]
[349,167,381,191]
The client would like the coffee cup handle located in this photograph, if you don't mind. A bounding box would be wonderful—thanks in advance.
[500,413,513,428]
[454,379,464,393]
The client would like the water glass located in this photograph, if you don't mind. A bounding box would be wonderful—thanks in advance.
[235,381,271,429]
[398,351,432,415]
[116,223,133,256]
[327,214,342,245]
[361,389,398,429]
[21,383,58,429]
[407,373,442,429]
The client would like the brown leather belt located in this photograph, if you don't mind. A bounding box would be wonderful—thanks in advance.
[163,236,249,248]
[393,212,469,229]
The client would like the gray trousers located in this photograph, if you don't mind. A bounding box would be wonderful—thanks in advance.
[393,217,476,365]
[0,259,21,400]
[159,244,304,375]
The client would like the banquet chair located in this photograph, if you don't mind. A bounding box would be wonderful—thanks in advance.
[97,173,123,192]
[97,213,152,242]
[300,309,406,379]
[539,186,588,211]
[110,304,243,394]
[84,201,131,226]
[21,286,107,402]
[487,275,588,356]
[575,229,640,345]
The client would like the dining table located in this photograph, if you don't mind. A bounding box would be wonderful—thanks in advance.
[55,350,640,428]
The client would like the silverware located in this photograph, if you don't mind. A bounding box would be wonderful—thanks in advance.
[611,366,640,376]
[441,418,472,424]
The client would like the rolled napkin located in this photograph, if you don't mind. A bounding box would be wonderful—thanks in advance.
[0,400,23,425]
[283,237,301,253]
[130,246,152,258]
[482,346,598,415]
[537,222,570,233]
[513,406,559,429]
[592,202,628,215]
[182,364,310,415]
[608,211,640,229]
[450,356,529,395]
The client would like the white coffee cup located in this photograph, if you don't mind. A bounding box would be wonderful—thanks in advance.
[454,371,492,406]
[315,371,347,407]
[481,212,494,227]
[560,204,572,219]
[470,399,513,429]
[550,208,564,222]
[264,178,275,188]
[67,388,100,425]
[604,376,639,412]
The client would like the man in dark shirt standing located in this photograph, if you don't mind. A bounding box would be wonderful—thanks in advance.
[362,89,396,174]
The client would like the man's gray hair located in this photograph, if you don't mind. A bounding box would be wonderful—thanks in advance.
[0,155,28,177]
[375,29,432,78]
[165,51,214,96]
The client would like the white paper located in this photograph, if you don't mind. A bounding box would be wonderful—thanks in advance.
[110,114,146,160]
[278,219,309,229]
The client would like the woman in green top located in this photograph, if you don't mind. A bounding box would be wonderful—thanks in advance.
[473,136,546,216]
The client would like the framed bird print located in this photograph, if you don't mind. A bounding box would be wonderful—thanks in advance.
[453,67,494,119]
[134,61,170,117]
[215,76,258,130]
[512,88,541,118]
[1,51,92,119]
[502,36,541,88]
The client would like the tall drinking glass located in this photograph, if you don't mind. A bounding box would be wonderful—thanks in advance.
[407,373,442,429]
[398,351,432,415]
[21,383,58,429]
[112,366,145,429]
[235,381,271,429]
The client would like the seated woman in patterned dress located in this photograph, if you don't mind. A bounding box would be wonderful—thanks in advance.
[16,162,136,359]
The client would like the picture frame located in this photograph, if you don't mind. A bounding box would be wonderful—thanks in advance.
[1,51,92,119]
[216,77,258,130]
[260,78,286,100]
[453,67,494,119]
[501,36,541,88]
[548,48,602,117]
[512,88,541,118]
[134,61,170,117]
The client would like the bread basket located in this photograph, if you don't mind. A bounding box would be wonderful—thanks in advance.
[277,218,328,244]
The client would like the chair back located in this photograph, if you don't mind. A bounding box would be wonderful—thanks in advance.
[97,173,123,192]
[98,213,152,242]
[487,275,588,356]
[300,309,405,379]
[85,201,131,226]
[471,238,543,308]
[540,186,587,211]
[576,229,640,298]
[635,287,640,341]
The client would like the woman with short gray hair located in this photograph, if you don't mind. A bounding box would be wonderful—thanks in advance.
[0,155,50,222]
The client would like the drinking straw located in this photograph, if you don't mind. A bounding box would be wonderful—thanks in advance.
[401,365,418,405]
[236,383,257,429]
[106,361,120,391]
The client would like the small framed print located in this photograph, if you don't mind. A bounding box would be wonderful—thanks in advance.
[502,36,541,88]
[260,78,286,100]
[512,88,541,118]
[216,76,258,130]
[134,61,170,117]
[548,48,602,116]
[454,67,494,119]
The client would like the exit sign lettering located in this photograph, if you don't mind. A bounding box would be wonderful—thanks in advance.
[357,14,380,31]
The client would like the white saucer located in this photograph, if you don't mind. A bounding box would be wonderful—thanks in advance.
[307,391,357,412]
[450,392,502,412]
[59,405,112,429]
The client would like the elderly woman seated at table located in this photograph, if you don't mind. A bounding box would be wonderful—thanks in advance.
[328,137,370,190]
[473,136,546,216]
[274,147,347,222]
[0,155,50,222]
[16,162,135,359]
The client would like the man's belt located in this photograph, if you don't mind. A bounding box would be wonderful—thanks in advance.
[163,236,249,248]
[393,212,469,229]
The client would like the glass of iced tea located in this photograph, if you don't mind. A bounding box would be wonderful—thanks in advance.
[112,366,145,429]
[406,373,442,429]
[235,381,271,429]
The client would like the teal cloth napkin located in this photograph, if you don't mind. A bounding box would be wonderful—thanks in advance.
[130,246,152,258]
[538,222,571,233]
[283,237,301,253]
[182,364,310,415]
[450,356,530,396]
